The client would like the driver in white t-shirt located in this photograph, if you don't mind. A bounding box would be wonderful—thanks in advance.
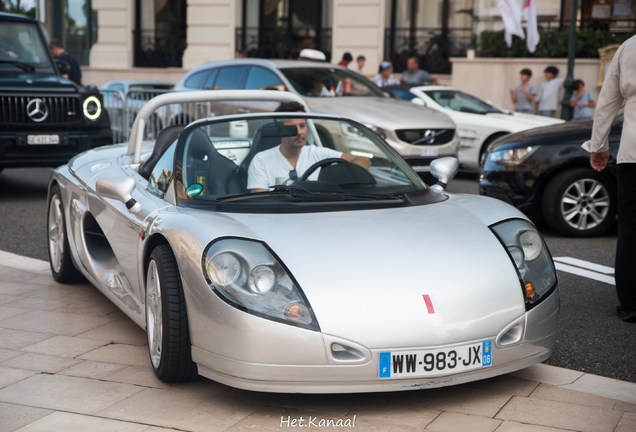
[247,103,371,192]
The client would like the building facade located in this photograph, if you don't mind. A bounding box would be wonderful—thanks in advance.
[37,0,636,87]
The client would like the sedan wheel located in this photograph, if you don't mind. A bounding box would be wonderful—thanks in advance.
[145,245,198,382]
[47,184,81,282]
[542,168,617,237]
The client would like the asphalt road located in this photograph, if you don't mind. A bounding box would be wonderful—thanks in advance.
[1,168,634,383]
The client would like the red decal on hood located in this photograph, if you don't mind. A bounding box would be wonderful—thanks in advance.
[422,295,435,314]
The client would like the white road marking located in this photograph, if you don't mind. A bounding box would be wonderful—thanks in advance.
[553,257,615,275]
[553,261,615,285]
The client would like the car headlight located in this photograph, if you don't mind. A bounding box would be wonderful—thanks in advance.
[490,219,557,310]
[488,146,537,166]
[363,124,387,139]
[83,96,102,120]
[202,238,319,331]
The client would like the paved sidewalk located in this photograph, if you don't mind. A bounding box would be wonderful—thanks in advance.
[0,251,634,432]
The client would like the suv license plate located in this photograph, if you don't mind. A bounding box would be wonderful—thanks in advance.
[379,341,492,378]
[28,134,59,145]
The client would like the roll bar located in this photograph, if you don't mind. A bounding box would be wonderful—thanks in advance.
[127,90,308,164]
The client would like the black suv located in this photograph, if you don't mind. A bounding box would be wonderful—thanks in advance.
[0,12,112,171]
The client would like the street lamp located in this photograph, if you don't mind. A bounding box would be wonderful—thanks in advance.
[560,0,579,120]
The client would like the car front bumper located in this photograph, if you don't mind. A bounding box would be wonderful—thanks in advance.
[190,284,559,394]
[386,135,459,173]
[0,127,113,169]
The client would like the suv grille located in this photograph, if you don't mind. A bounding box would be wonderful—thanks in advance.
[396,129,455,146]
[0,96,81,124]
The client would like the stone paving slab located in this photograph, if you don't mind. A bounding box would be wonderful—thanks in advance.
[0,252,635,432]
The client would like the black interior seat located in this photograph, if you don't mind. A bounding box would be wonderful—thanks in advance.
[185,128,241,196]
[237,122,285,190]
[139,124,185,180]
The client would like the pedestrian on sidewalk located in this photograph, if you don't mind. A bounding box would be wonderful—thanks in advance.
[338,52,353,68]
[400,56,440,85]
[49,39,82,86]
[373,61,400,88]
[582,35,636,322]
[534,66,563,117]
[510,68,536,113]
[570,79,596,120]
[355,55,365,75]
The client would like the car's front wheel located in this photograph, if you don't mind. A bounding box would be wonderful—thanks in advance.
[146,244,198,382]
[542,168,617,237]
[48,184,82,283]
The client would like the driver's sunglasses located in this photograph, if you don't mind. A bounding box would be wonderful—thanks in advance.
[289,169,298,181]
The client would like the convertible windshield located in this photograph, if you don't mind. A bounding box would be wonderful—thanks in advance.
[0,22,53,72]
[424,90,502,114]
[174,115,426,204]
[280,67,385,97]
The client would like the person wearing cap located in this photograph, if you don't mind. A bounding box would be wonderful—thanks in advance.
[373,62,400,88]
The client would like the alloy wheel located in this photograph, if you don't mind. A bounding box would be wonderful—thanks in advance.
[560,178,610,231]
[48,195,64,273]
[146,260,163,369]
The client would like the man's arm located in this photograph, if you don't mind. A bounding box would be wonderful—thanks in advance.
[570,91,583,107]
[246,155,270,193]
[340,153,372,169]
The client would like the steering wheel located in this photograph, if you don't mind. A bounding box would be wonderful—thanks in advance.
[299,158,348,182]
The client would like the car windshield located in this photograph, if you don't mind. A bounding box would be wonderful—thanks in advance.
[0,22,53,72]
[424,90,502,114]
[280,67,385,97]
[174,115,426,205]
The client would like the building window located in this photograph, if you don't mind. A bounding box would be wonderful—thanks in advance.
[133,0,187,68]
[237,0,332,61]
[45,0,95,66]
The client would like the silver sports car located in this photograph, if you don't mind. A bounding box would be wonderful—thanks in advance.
[47,90,559,393]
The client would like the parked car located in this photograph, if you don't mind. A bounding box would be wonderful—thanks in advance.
[173,59,459,173]
[0,12,112,172]
[480,114,623,237]
[100,80,174,142]
[47,90,559,392]
[386,85,563,171]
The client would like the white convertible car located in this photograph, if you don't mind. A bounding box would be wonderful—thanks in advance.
[47,90,559,393]
[387,85,564,171]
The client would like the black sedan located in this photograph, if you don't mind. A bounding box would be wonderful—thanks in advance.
[479,114,623,237]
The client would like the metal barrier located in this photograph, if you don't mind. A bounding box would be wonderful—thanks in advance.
[100,89,127,144]
[125,89,172,141]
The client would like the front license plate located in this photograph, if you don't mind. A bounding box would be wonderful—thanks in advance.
[379,341,492,378]
[420,148,439,157]
[28,134,59,145]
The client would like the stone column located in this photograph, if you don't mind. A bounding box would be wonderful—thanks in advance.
[332,0,386,76]
[182,0,237,70]
[89,0,134,68]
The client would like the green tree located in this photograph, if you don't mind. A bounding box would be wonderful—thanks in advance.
[1,0,36,19]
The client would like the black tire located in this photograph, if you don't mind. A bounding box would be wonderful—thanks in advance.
[145,245,198,382]
[542,168,617,237]
[47,184,82,283]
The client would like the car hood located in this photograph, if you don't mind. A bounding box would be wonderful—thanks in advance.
[305,97,456,130]
[490,119,595,149]
[220,197,526,349]
[0,73,78,93]
[485,112,564,129]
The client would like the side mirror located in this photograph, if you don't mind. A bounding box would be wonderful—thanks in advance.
[411,98,426,107]
[429,157,459,192]
[96,177,141,213]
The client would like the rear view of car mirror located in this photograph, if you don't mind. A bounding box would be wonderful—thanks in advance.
[96,177,141,213]
[260,123,298,138]
[411,98,426,107]
[429,157,459,192]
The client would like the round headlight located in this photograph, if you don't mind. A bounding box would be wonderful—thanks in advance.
[83,96,102,120]
[507,245,525,268]
[519,230,542,261]
[207,252,241,286]
[248,265,276,293]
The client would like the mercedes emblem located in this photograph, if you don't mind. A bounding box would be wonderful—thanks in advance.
[26,98,48,122]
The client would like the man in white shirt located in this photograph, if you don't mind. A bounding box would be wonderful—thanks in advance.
[534,66,564,117]
[247,103,371,192]
[582,35,636,322]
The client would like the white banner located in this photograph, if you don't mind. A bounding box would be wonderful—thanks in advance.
[496,0,525,48]
[523,0,540,53]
